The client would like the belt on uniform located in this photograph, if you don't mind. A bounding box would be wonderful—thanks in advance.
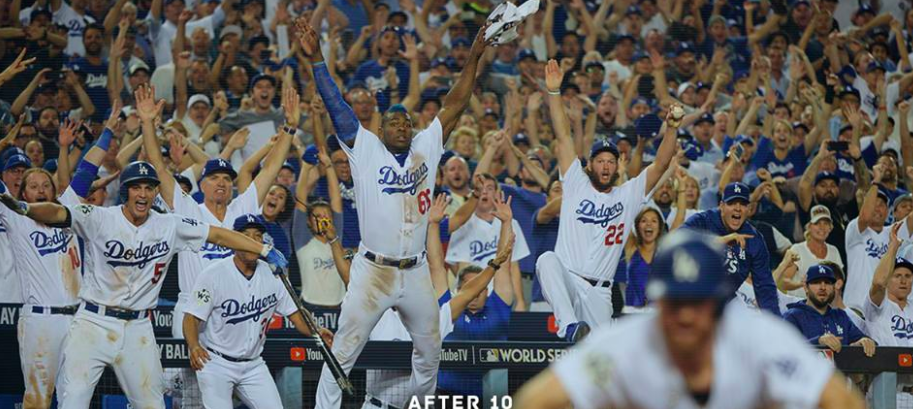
[579,275,612,288]
[31,305,78,315]
[365,251,422,269]
[207,347,252,363]
[83,302,149,320]
[369,397,402,409]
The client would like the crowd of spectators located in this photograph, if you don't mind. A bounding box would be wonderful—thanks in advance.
[3,0,913,402]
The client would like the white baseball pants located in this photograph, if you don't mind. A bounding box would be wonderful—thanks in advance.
[172,297,202,409]
[196,355,283,409]
[536,251,613,337]
[57,307,165,409]
[18,307,73,409]
[315,253,441,409]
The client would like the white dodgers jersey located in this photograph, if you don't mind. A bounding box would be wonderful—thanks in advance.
[553,303,834,409]
[863,294,913,347]
[172,182,260,297]
[0,220,21,303]
[185,257,297,360]
[445,214,529,268]
[67,203,210,310]
[338,118,443,258]
[556,160,648,280]
[0,188,83,306]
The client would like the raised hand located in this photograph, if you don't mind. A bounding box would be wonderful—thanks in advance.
[135,85,165,123]
[105,99,123,131]
[493,231,515,266]
[0,48,37,84]
[213,91,228,113]
[890,222,904,248]
[178,9,193,25]
[282,86,301,128]
[545,60,562,92]
[176,51,192,70]
[227,128,250,150]
[398,34,418,61]
[58,119,81,147]
[294,16,322,61]
[169,133,187,165]
[493,193,513,222]
[427,193,449,224]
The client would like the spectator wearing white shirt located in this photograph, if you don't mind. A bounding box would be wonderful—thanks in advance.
[787,205,845,298]
[866,223,913,347]
[844,183,892,313]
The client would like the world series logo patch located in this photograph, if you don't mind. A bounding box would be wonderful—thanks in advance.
[195,289,211,305]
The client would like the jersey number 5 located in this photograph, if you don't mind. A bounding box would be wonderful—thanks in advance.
[604,223,625,247]
[417,189,432,214]
[151,263,166,284]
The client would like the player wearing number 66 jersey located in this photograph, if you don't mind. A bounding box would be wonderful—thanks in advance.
[681,182,779,316]
[295,15,490,408]
[0,161,288,409]
[536,59,680,342]
[515,230,865,409]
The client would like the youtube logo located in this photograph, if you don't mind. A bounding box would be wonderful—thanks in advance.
[269,314,283,330]
[899,354,912,367]
[290,347,306,362]
[547,315,558,334]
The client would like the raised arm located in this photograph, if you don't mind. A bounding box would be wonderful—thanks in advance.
[0,48,35,90]
[399,34,422,112]
[437,26,492,143]
[426,194,450,298]
[448,177,481,234]
[136,85,178,209]
[0,190,69,226]
[798,141,832,211]
[236,136,276,194]
[870,223,902,307]
[450,203,515,320]
[643,109,681,192]
[250,87,297,204]
[544,60,576,174]
[206,226,288,267]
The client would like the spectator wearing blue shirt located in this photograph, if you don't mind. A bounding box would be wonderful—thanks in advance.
[67,23,112,122]
[698,14,777,75]
[683,182,780,315]
[349,26,410,112]
[619,207,665,309]
[784,264,876,355]
[530,179,561,310]
[750,119,820,179]
[690,113,724,165]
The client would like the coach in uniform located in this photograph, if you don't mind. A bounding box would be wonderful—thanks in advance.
[682,182,779,315]
[514,230,865,409]
[183,214,333,409]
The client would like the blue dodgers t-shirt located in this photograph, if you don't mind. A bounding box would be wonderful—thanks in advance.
[616,250,650,307]
[349,59,410,113]
[500,184,546,273]
[68,57,110,122]
[438,292,510,396]
[750,137,808,179]
[313,177,361,249]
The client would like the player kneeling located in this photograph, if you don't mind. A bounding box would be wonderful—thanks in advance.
[183,214,334,409]
[515,229,865,409]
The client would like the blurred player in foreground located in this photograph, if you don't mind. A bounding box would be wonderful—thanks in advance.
[514,230,865,409]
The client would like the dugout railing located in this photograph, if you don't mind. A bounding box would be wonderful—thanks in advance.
[0,304,911,408]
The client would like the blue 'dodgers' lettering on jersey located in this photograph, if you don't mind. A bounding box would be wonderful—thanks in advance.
[575,200,624,227]
[892,315,913,340]
[865,239,888,259]
[200,242,233,260]
[221,294,279,324]
[30,230,71,256]
[377,163,429,195]
[470,237,499,262]
[104,240,170,268]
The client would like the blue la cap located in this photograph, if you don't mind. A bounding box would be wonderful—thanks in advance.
[173,173,193,188]
[814,171,840,186]
[439,150,457,168]
[518,48,537,61]
[451,37,471,49]
[792,121,810,132]
[634,113,663,138]
[735,134,755,146]
[632,51,649,61]
[676,128,694,140]
[42,159,58,173]
[233,213,267,232]
[281,159,296,171]
[647,229,731,300]
[249,73,276,90]
[630,96,653,109]
[590,139,620,159]
[805,264,836,284]
[839,85,861,99]
[431,57,452,69]
[856,3,874,15]
[675,42,695,56]
[867,60,886,73]
[877,186,891,204]
[722,182,751,203]
[201,158,238,180]
[3,154,31,172]
[694,112,715,126]
[896,257,913,272]
[615,34,636,44]
[513,133,530,145]
[682,141,704,161]
[625,5,641,15]
[695,81,711,91]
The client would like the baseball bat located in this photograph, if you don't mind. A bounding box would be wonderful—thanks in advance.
[275,267,356,397]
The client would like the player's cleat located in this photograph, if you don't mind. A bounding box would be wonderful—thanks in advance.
[565,321,590,343]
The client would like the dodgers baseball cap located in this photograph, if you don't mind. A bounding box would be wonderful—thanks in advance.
[518,48,537,62]
[201,158,238,180]
[805,264,836,284]
[694,112,715,126]
[877,186,891,204]
[814,171,839,186]
[809,205,832,224]
[249,73,276,90]
[590,139,620,159]
[839,86,861,99]
[634,113,663,139]
[173,173,193,190]
[647,229,730,300]
[3,154,31,172]
[896,257,913,273]
[734,134,754,146]
[233,214,267,233]
[676,42,695,56]
[722,182,751,204]
[451,37,471,49]
[867,60,886,73]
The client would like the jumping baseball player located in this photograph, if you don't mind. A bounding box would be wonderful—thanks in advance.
[515,229,865,409]
[536,59,680,341]
[295,16,490,407]
[0,159,287,409]
[681,181,779,315]
[183,214,333,409]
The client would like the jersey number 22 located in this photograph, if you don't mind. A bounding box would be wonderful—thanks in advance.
[604,223,625,246]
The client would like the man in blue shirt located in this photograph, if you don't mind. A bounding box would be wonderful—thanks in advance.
[682,182,780,315]
[67,23,111,122]
[784,264,876,355]
[349,26,409,112]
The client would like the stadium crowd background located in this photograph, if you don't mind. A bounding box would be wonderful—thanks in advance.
[2,0,913,404]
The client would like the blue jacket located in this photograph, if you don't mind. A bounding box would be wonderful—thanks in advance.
[783,301,867,346]
[682,209,779,316]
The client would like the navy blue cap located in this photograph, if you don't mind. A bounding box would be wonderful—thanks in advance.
[734,134,755,146]
[814,172,839,186]
[839,85,861,99]
[201,158,238,180]
[722,182,751,203]
[792,121,810,132]
[625,5,642,15]
[695,81,711,91]
[590,139,620,159]
[647,229,731,300]
[42,159,58,173]
[733,70,751,82]
[451,37,471,48]
[248,35,270,49]
[896,257,913,272]
[281,159,295,171]
[632,51,649,61]
[173,173,192,188]
[483,108,499,118]
[585,60,605,71]
[856,3,875,15]
[805,264,836,284]
[388,10,408,21]
[877,186,891,204]
[513,133,530,145]
[630,96,652,108]
[634,113,663,138]
[793,0,811,7]
[249,73,276,89]
[233,213,267,232]
[3,154,31,172]
[682,141,704,161]
[439,150,457,168]
[837,65,858,82]
[694,112,715,126]
[870,27,889,39]
[431,57,452,69]
[615,34,636,44]
[676,128,693,140]
[0,147,26,166]
[518,48,537,61]
[867,60,886,73]
[30,7,52,21]
[675,42,696,56]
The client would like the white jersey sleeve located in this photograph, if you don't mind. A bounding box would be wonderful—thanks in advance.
[273,275,299,317]
[439,302,455,339]
[185,268,217,321]
[410,118,444,164]
[67,204,103,241]
[235,183,261,215]
[171,187,202,217]
[58,187,83,206]
[509,219,530,262]
[558,159,590,197]
[170,214,211,252]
